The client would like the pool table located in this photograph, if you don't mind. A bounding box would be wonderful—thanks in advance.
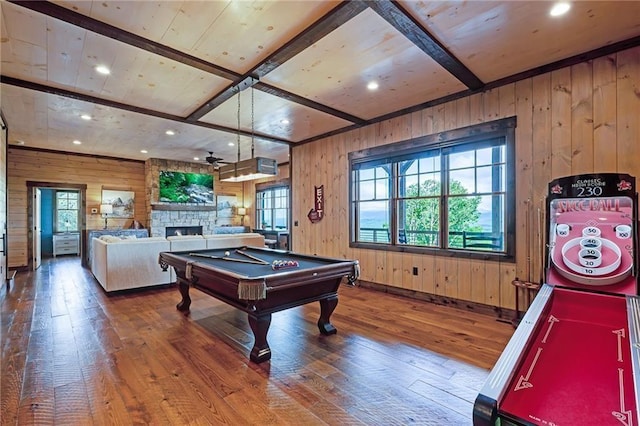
[159,246,360,363]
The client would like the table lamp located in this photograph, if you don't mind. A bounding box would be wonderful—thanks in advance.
[100,204,113,229]
[237,207,247,225]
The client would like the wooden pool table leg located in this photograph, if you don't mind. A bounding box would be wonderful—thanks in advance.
[318,294,338,335]
[248,313,272,363]
[176,278,192,312]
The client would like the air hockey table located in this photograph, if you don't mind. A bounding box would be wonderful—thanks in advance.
[474,173,640,425]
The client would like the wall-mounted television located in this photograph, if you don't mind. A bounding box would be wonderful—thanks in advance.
[159,171,214,203]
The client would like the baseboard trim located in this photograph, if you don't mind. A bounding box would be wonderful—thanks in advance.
[355,280,515,322]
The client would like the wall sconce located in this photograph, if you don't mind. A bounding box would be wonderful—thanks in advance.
[100,204,113,229]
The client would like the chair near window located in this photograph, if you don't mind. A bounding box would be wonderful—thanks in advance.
[462,232,503,250]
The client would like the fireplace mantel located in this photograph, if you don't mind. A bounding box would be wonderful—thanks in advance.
[151,204,216,211]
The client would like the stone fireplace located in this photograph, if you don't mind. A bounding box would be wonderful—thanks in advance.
[145,158,241,238]
[149,208,220,238]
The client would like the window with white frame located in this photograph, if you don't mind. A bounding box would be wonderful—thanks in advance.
[56,190,79,232]
[256,184,289,230]
[349,117,516,260]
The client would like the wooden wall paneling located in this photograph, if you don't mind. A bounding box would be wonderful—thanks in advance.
[469,258,487,303]
[419,249,436,295]
[410,110,422,139]
[483,260,500,306]
[456,255,472,302]
[283,48,639,310]
[315,138,327,255]
[514,79,533,311]
[374,249,387,284]
[499,84,517,119]
[443,257,459,299]
[469,92,484,124]
[550,68,572,178]
[7,148,146,268]
[309,139,321,253]
[337,135,350,260]
[404,253,417,290]
[295,143,307,254]
[616,48,640,178]
[570,61,594,174]
[499,262,517,310]
[483,88,500,121]
[421,106,435,136]
[531,74,552,287]
[325,136,336,256]
[444,100,457,131]
[592,55,618,172]
[388,251,404,289]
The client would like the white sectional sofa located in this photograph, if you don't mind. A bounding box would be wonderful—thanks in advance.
[91,237,171,292]
[91,233,265,292]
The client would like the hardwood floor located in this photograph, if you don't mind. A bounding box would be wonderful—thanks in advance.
[1,256,514,425]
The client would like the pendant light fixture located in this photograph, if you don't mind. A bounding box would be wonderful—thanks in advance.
[219,77,277,182]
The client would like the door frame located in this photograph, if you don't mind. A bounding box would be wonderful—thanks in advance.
[26,181,86,270]
[0,112,7,285]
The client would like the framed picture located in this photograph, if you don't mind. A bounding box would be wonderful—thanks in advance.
[102,189,135,218]
[216,194,237,218]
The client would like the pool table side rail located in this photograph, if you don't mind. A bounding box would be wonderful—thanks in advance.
[473,284,554,425]
[159,251,359,284]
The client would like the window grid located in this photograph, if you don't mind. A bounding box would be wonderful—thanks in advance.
[349,118,515,260]
[256,187,289,230]
[56,191,79,232]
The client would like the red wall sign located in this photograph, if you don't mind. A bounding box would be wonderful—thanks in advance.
[307,185,324,223]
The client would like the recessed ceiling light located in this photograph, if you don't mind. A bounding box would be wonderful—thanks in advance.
[228,142,235,146]
[165,130,175,136]
[140,149,148,154]
[280,119,290,125]
[367,81,379,90]
[73,140,82,145]
[80,114,91,120]
[95,65,110,75]
[194,157,200,161]
[550,2,570,16]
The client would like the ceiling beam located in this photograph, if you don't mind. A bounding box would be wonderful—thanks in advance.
[9,0,240,81]
[249,1,369,77]
[186,1,369,122]
[11,0,371,131]
[366,0,484,90]
[1,76,292,146]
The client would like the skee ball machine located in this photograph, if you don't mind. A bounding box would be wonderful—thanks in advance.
[473,173,640,426]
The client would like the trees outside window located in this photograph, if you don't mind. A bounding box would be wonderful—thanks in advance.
[56,191,79,232]
[349,117,515,260]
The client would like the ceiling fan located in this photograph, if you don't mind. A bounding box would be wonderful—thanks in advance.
[204,151,232,168]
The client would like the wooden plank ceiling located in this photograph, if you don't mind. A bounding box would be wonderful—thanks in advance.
[1,0,639,165]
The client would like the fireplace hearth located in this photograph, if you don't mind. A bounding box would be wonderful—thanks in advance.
[165,226,203,237]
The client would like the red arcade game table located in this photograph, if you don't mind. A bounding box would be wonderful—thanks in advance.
[474,174,640,426]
